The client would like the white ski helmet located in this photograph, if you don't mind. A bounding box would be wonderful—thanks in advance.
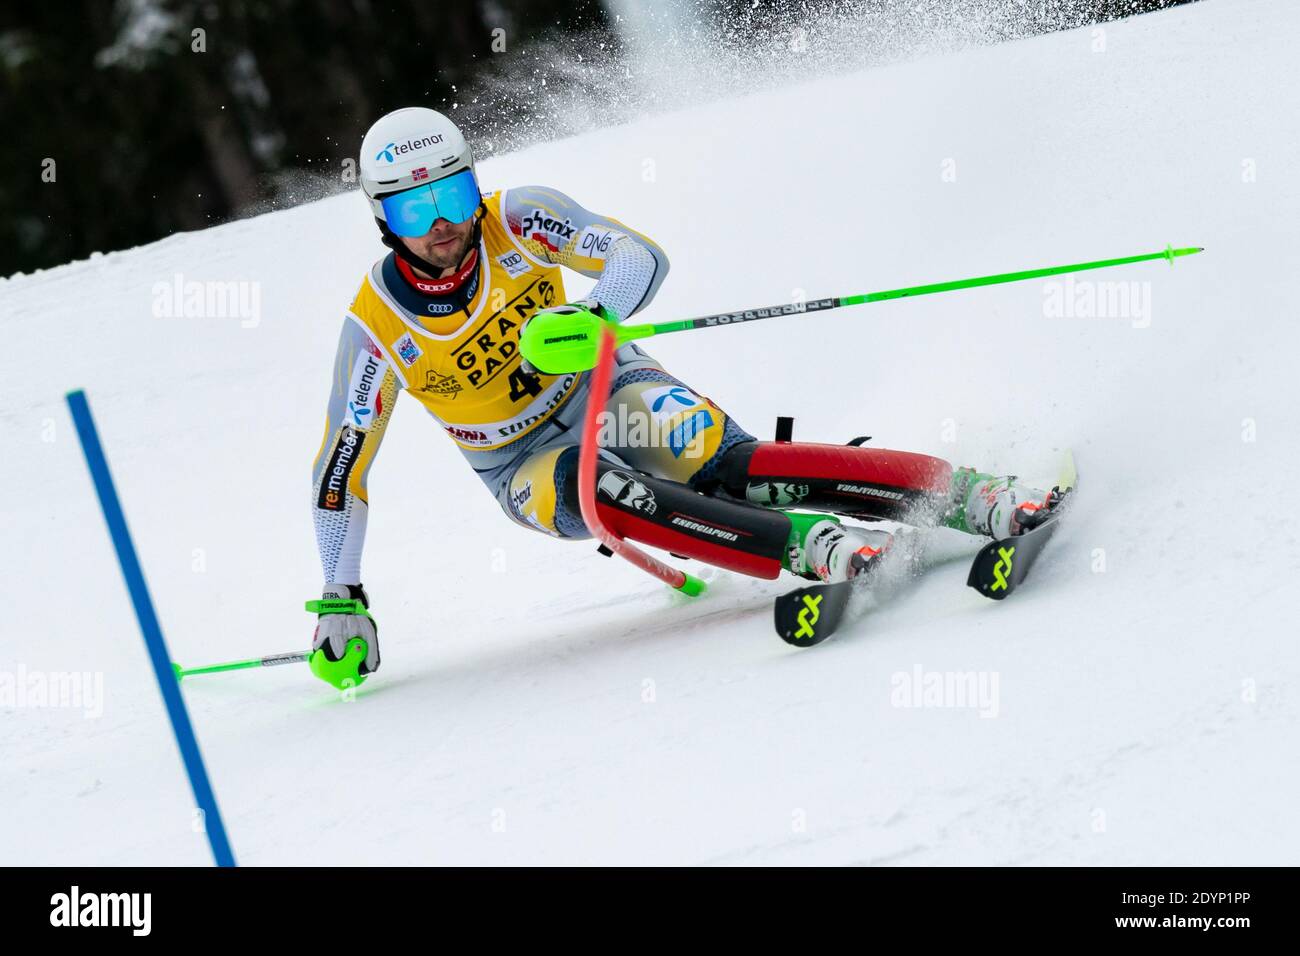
[359,107,479,230]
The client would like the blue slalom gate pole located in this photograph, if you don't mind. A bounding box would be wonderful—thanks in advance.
[65,389,236,867]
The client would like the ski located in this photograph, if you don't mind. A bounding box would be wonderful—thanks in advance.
[774,579,854,646]
[774,527,923,646]
[965,517,1062,599]
[777,452,1076,641]
[966,451,1077,600]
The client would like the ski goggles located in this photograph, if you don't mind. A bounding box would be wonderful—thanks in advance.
[380,168,481,237]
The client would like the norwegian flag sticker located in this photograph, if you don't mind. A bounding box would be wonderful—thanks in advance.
[412,167,429,182]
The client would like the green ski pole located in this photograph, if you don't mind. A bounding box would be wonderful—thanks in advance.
[171,651,310,682]
[520,244,1203,374]
[172,599,372,686]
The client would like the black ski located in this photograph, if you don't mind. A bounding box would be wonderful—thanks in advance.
[966,452,1077,600]
[966,517,1062,599]
[775,579,854,646]
[774,527,921,646]
[777,452,1077,641]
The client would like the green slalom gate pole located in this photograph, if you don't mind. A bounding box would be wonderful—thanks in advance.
[520,244,1203,374]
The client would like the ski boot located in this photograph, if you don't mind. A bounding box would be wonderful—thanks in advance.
[782,511,894,584]
[945,468,1068,539]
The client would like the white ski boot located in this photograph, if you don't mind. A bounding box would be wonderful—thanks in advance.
[946,468,1064,539]
[784,513,894,584]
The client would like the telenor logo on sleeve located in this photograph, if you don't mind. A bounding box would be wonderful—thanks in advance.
[347,350,388,428]
[50,886,151,936]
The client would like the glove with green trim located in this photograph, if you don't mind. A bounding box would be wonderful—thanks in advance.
[307,584,379,687]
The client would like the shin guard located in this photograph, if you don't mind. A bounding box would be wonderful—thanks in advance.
[720,441,953,523]
[579,459,790,579]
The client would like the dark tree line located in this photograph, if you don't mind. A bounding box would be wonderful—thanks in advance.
[1,0,1192,276]
[1,0,605,276]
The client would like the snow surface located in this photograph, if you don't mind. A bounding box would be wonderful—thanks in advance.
[3,0,1298,865]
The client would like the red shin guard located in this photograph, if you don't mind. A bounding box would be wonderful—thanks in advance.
[727,441,954,522]
[588,463,789,579]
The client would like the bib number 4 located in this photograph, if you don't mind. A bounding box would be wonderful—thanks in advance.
[507,366,543,402]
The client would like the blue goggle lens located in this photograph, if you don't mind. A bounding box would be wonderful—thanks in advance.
[380,169,481,237]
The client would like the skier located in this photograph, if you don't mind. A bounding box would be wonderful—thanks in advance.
[310,107,1062,677]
